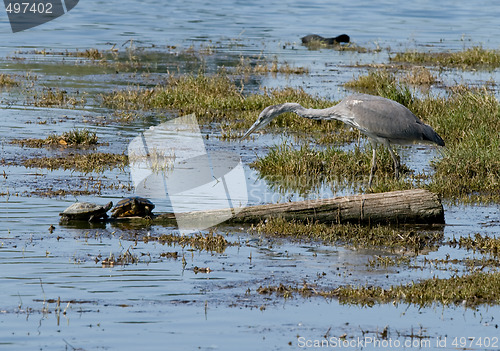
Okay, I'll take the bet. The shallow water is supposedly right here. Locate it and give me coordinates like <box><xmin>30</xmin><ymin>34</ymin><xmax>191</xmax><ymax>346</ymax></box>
<box><xmin>1</xmin><ymin>1</ymin><xmax>500</xmax><ymax>350</ymax></box>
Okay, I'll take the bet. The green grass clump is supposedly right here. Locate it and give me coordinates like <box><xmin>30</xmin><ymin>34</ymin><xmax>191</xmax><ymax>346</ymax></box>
<box><xmin>252</xmin><ymin>141</ymin><xmax>413</xmax><ymax>193</ymax></box>
<box><xmin>12</xmin><ymin>128</ymin><xmax>98</xmax><ymax>147</ymax></box>
<box><xmin>31</xmin><ymin>87</ymin><xmax>85</xmax><ymax>107</ymax></box>
<box><xmin>54</xmin><ymin>128</ymin><xmax>98</xmax><ymax>146</ymax></box>
<box><xmin>253</xmin><ymin>217</ymin><xmax>442</xmax><ymax>252</ymax></box>
<box><xmin>336</xmin><ymin>271</ymin><xmax>500</xmax><ymax>307</ymax></box>
<box><xmin>235</xmin><ymin>57</ymin><xmax>309</xmax><ymax>75</ymax></box>
<box><xmin>257</xmin><ymin>271</ymin><xmax>500</xmax><ymax>307</ymax></box>
<box><xmin>390</xmin><ymin>46</ymin><xmax>500</xmax><ymax>69</ymax></box>
<box><xmin>23</xmin><ymin>152</ymin><xmax>127</xmax><ymax>173</ymax></box>
<box><xmin>450</xmin><ymin>233</ymin><xmax>500</xmax><ymax>257</ymax></box>
<box><xmin>0</xmin><ymin>73</ymin><xmax>19</xmax><ymax>86</ymax></box>
<box><xmin>344</xmin><ymin>68</ymin><xmax>435</xmax><ymax>100</ymax></box>
<box><xmin>412</xmin><ymin>87</ymin><xmax>500</xmax><ymax>202</ymax></box>
<box><xmin>144</xmin><ymin>231</ymin><xmax>229</xmax><ymax>253</ymax></box>
<box><xmin>344</xmin><ymin>70</ymin><xmax>398</xmax><ymax>93</ymax></box>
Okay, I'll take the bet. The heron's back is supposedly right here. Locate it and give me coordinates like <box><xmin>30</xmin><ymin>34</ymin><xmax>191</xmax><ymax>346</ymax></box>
<box><xmin>333</xmin><ymin>94</ymin><xmax>444</xmax><ymax>146</ymax></box>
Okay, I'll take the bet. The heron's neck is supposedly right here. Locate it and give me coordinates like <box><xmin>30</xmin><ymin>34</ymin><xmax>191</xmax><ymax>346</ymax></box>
<box><xmin>285</xmin><ymin>103</ymin><xmax>339</xmax><ymax>121</ymax></box>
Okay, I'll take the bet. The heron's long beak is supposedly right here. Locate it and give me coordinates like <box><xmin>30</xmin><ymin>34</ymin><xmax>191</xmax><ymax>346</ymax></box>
<box><xmin>240</xmin><ymin>120</ymin><xmax>262</xmax><ymax>140</ymax></box>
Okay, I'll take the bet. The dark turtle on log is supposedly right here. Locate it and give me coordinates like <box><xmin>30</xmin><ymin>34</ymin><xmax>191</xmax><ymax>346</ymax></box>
<box><xmin>60</xmin><ymin>201</ymin><xmax>113</xmax><ymax>223</ymax></box>
<box><xmin>301</xmin><ymin>34</ymin><xmax>350</xmax><ymax>45</ymax></box>
<box><xmin>111</xmin><ymin>196</ymin><xmax>155</xmax><ymax>218</ymax></box>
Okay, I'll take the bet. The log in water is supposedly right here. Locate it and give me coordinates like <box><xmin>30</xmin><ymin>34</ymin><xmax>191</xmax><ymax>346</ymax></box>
<box><xmin>154</xmin><ymin>189</ymin><xmax>445</xmax><ymax>226</ymax></box>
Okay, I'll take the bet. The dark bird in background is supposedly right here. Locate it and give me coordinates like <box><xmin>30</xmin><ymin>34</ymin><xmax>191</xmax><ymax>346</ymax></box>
<box><xmin>242</xmin><ymin>94</ymin><xmax>445</xmax><ymax>187</ymax></box>
<box><xmin>301</xmin><ymin>34</ymin><xmax>350</xmax><ymax>45</ymax></box>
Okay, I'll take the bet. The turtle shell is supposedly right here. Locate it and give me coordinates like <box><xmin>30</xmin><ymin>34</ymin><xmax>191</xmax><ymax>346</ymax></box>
<box><xmin>111</xmin><ymin>196</ymin><xmax>155</xmax><ymax>218</ymax></box>
<box><xmin>60</xmin><ymin>201</ymin><xmax>113</xmax><ymax>222</ymax></box>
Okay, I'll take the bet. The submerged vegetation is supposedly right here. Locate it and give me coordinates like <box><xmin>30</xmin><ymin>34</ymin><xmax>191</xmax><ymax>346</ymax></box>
<box><xmin>30</xmin><ymin>87</ymin><xmax>86</xmax><ymax>107</ymax></box>
<box><xmin>144</xmin><ymin>231</ymin><xmax>229</xmax><ymax>253</ymax></box>
<box><xmin>253</xmin><ymin>217</ymin><xmax>442</xmax><ymax>253</ymax></box>
<box><xmin>257</xmin><ymin>271</ymin><xmax>500</xmax><ymax>307</ymax></box>
<box><xmin>235</xmin><ymin>56</ymin><xmax>309</xmax><ymax>75</ymax></box>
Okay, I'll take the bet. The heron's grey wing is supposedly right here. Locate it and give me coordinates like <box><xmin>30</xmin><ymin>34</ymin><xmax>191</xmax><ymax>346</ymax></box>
<box><xmin>335</xmin><ymin>95</ymin><xmax>442</xmax><ymax>145</ymax></box>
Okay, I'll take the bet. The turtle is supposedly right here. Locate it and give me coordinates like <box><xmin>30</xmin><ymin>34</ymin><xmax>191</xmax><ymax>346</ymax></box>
<box><xmin>59</xmin><ymin>201</ymin><xmax>113</xmax><ymax>223</ymax></box>
<box><xmin>111</xmin><ymin>196</ymin><xmax>155</xmax><ymax>218</ymax></box>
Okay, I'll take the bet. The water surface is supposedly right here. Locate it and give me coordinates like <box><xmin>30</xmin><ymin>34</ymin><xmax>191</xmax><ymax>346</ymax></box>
<box><xmin>1</xmin><ymin>1</ymin><xmax>500</xmax><ymax>350</ymax></box>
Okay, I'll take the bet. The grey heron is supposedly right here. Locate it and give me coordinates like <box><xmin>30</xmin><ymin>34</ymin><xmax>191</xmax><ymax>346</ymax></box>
<box><xmin>241</xmin><ymin>93</ymin><xmax>445</xmax><ymax>187</ymax></box>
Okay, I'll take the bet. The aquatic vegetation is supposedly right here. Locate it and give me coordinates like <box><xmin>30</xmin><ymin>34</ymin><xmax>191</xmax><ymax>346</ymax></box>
<box><xmin>390</xmin><ymin>46</ymin><xmax>500</xmax><ymax>69</ymax></box>
<box><xmin>367</xmin><ymin>255</ymin><xmax>412</xmax><ymax>268</ymax></box>
<box><xmin>402</xmin><ymin>66</ymin><xmax>438</xmax><ymax>85</ymax></box>
<box><xmin>253</xmin><ymin>217</ymin><xmax>442</xmax><ymax>252</ymax></box>
<box><xmin>23</xmin><ymin>152</ymin><xmax>128</xmax><ymax>173</ymax></box>
<box><xmin>252</xmin><ymin>141</ymin><xmax>413</xmax><ymax>193</ymax></box>
<box><xmin>11</xmin><ymin>128</ymin><xmax>99</xmax><ymax>147</ymax></box>
<box><xmin>302</xmin><ymin>39</ymin><xmax>376</xmax><ymax>53</ymax></box>
<box><xmin>100</xmin><ymin>72</ymin><xmax>350</xmax><ymax>141</ymax></box>
<box><xmin>235</xmin><ymin>56</ymin><xmax>309</xmax><ymax>75</ymax></box>
<box><xmin>30</xmin><ymin>87</ymin><xmax>86</xmax><ymax>107</ymax></box>
<box><xmin>344</xmin><ymin>70</ymin><xmax>398</xmax><ymax>94</ymax></box>
<box><xmin>344</xmin><ymin>68</ymin><xmax>437</xmax><ymax>97</ymax></box>
<box><xmin>257</xmin><ymin>271</ymin><xmax>500</xmax><ymax>307</ymax></box>
<box><xmin>0</xmin><ymin>73</ymin><xmax>19</xmax><ymax>86</ymax></box>
<box><xmin>450</xmin><ymin>233</ymin><xmax>500</xmax><ymax>257</ymax></box>
<box><xmin>144</xmin><ymin>231</ymin><xmax>230</xmax><ymax>253</ymax></box>
<box><xmin>336</xmin><ymin>271</ymin><xmax>500</xmax><ymax>307</ymax></box>
<box><xmin>415</xmin><ymin>87</ymin><xmax>500</xmax><ymax>202</ymax></box>
<box><xmin>99</xmin><ymin>248</ymin><xmax>139</xmax><ymax>267</ymax></box>
<box><xmin>35</xmin><ymin>47</ymin><xmax>105</xmax><ymax>60</ymax></box>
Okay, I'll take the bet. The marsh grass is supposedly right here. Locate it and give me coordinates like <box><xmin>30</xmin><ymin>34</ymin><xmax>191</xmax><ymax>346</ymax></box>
<box><xmin>102</xmin><ymin>60</ymin><xmax>498</xmax><ymax>202</ymax></box>
<box><xmin>23</xmin><ymin>152</ymin><xmax>128</xmax><ymax>173</ymax></box>
<box><xmin>11</xmin><ymin>128</ymin><xmax>99</xmax><ymax>148</ymax></box>
<box><xmin>414</xmin><ymin>87</ymin><xmax>500</xmax><ymax>202</ymax></box>
<box><xmin>251</xmin><ymin>141</ymin><xmax>413</xmax><ymax>193</ymax></box>
<box><xmin>257</xmin><ymin>271</ymin><xmax>500</xmax><ymax>307</ymax></box>
<box><xmin>144</xmin><ymin>231</ymin><xmax>229</xmax><ymax>253</ymax></box>
<box><xmin>303</xmin><ymin>40</ymin><xmax>376</xmax><ymax>53</ymax></box>
<box><xmin>253</xmin><ymin>217</ymin><xmax>442</xmax><ymax>253</ymax></box>
<box><xmin>344</xmin><ymin>68</ymin><xmax>437</xmax><ymax>96</ymax></box>
<box><xmin>0</xmin><ymin>73</ymin><xmax>19</xmax><ymax>86</ymax></box>
<box><xmin>30</xmin><ymin>87</ymin><xmax>85</xmax><ymax>107</ymax></box>
<box><xmin>100</xmin><ymin>248</ymin><xmax>139</xmax><ymax>267</ymax></box>
<box><xmin>450</xmin><ymin>234</ymin><xmax>500</xmax><ymax>257</ymax></box>
<box><xmin>390</xmin><ymin>46</ymin><xmax>500</xmax><ymax>69</ymax></box>
<box><xmin>336</xmin><ymin>271</ymin><xmax>500</xmax><ymax>307</ymax></box>
<box><xmin>235</xmin><ymin>57</ymin><xmax>309</xmax><ymax>75</ymax></box>
<box><xmin>101</xmin><ymin>73</ymin><xmax>350</xmax><ymax>142</ymax></box>
<box><xmin>34</xmin><ymin>48</ymin><xmax>103</xmax><ymax>60</ymax></box>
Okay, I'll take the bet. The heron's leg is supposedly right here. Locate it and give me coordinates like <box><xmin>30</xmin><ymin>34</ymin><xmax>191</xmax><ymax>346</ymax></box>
<box><xmin>383</xmin><ymin>140</ymin><xmax>400</xmax><ymax>180</ymax></box>
<box><xmin>368</xmin><ymin>141</ymin><xmax>377</xmax><ymax>187</ymax></box>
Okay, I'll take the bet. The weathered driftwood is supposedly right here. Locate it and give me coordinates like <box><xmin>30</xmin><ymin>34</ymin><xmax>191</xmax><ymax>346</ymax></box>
<box><xmin>154</xmin><ymin>189</ymin><xmax>444</xmax><ymax>226</ymax></box>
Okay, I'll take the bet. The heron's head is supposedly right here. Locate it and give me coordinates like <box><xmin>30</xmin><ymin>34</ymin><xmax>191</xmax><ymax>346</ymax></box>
<box><xmin>241</xmin><ymin>103</ymin><xmax>298</xmax><ymax>140</ymax></box>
